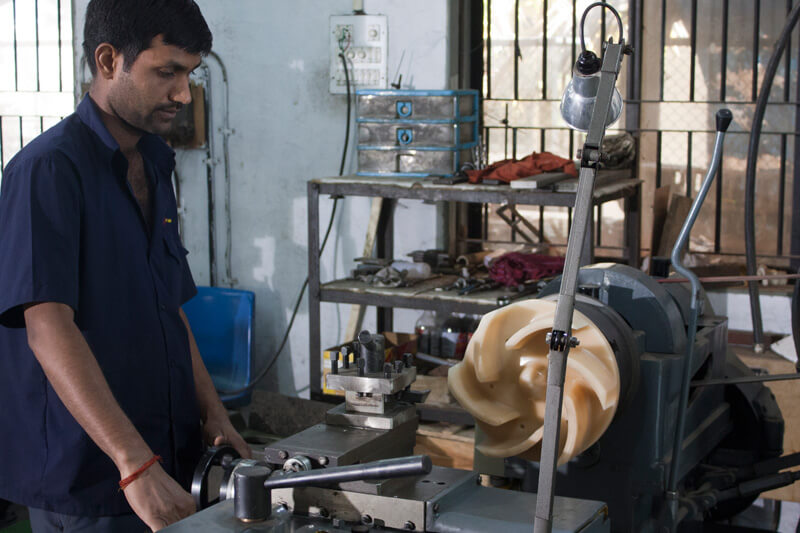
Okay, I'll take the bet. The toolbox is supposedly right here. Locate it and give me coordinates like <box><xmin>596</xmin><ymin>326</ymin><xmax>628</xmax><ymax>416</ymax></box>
<box><xmin>356</xmin><ymin>89</ymin><xmax>479</xmax><ymax>178</ymax></box>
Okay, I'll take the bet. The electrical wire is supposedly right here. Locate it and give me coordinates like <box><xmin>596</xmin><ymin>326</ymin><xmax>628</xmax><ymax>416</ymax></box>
<box><xmin>216</xmin><ymin>52</ymin><xmax>352</xmax><ymax>396</ymax></box>
<box><xmin>579</xmin><ymin>2</ymin><xmax>624</xmax><ymax>52</ymax></box>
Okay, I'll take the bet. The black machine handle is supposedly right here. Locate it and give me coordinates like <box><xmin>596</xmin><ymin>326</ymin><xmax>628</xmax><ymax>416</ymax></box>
<box><xmin>263</xmin><ymin>454</ymin><xmax>432</xmax><ymax>490</ymax></box>
<box><xmin>234</xmin><ymin>455</ymin><xmax>432</xmax><ymax>523</ymax></box>
<box><xmin>716</xmin><ymin>109</ymin><xmax>733</xmax><ymax>132</ymax></box>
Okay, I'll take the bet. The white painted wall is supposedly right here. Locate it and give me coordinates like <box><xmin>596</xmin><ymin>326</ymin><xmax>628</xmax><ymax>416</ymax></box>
<box><xmin>72</xmin><ymin>0</ymin><xmax>454</xmax><ymax>397</ymax></box>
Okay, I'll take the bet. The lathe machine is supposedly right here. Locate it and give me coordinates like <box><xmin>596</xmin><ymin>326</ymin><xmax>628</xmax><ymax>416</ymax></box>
<box><xmin>167</xmin><ymin>267</ymin><xmax>798</xmax><ymax>532</ymax></box>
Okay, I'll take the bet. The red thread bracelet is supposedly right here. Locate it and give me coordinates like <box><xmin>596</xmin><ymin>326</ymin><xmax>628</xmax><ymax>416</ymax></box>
<box><xmin>119</xmin><ymin>455</ymin><xmax>162</xmax><ymax>491</ymax></box>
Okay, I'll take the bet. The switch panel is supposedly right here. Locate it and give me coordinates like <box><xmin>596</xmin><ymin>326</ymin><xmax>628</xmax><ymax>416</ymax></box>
<box><xmin>329</xmin><ymin>15</ymin><xmax>388</xmax><ymax>94</ymax></box>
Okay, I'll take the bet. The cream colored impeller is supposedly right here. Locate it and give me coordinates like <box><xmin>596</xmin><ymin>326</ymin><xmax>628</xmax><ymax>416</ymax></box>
<box><xmin>448</xmin><ymin>299</ymin><xmax>620</xmax><ymax>465</ymax></box>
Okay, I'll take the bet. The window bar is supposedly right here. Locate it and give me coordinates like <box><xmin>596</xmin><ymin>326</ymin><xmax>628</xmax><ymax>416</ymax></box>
<box><xmin>0</xmin><ymin>117</ymin><xmax>5</xmax><ymax>176</ymax></box>
<box><xmin>571</xmin><ymin>0</ymin><xmax>577</xmax><ymax>66</ymax></box>
<box><xmin>35</xmin><ymin>0</ymin><xmax>41</xmax><ymax>92</ymax></box>
<box><xmin>689</xmin><ymin>0</ymin><xmax>697</xmax><ymax>101</ymax></box>
<box><xmin>779</xmin><ymin>134</ymin><xmax>787</xmax><ymax>255</ymax></box>
<box><xmin>57</xmin><ymin>0</ymin><xmax>63</xmax><ymax>91</ymax></box>
<box><xmin>660</xmin><ymin>0</ymin><xmax>667</xmax><ymax>101</ymax></box>
<box><xmin>542</xmin><ymin>0</ymin><xmax>548</xmax><ymax>100</ymax></box>
<box><xmin>793</xmin><ymin>31</ymin><xmax>800</xmax><ymax>271</ymax></box>
<box><xmin>721</xmin><ymin>0</ymin><xmax>728</xmax><ymax>101</ymax></box>
<box><xmin>13</xmin><ymin>0</ymin><xmax>19</xmax><ymax>91</ymax></box>
<box><xmin>601</xmin><ymin>3</ymin><xmax>606</xmax><ymax>48</ymax></box>
<box><xmin>513</xmin><ymin>0</ymin><xmax>520</xmax><ymax>101</ymax></box>
<box><xmin>510</xmin><ymin>128</ymin><xmax>517</xmax><ymax>242</ymax></box>
<box><xmin>656</xmin><ymin>131</ymin><xmax>663</xmax><ymax>188</ymax></box>
<box><xmin>503</xmin><ymin>104</ymin><xmax>509</xmax><ymax>159</ymax></box>
<box><xmin>785</xmin><ymin>0</ymin><xmax>793</xmax><ymax>103</ymax></box>
<box><xmin>597</xmin><ymin>205</ymin><xmax>603</xmax><ymax>247</ymax></box>
<box><xmin>752</xmin><ymin>0</ymin><xmax>760</xmax><ymax>102</ymax></box>
<box><xmin>714</xmin><ymin>142</ymin><xmax>724</xmax><ymax>254</ymax></box>
<box><xmin>686</xmin><ymin>131</ymin><xmax>693</xmax><ymax>199</ymax></box>
<box><xmin>539</xmin><ymin>129</ymin><xmax>545</xmax><ymax>244</ymax></box>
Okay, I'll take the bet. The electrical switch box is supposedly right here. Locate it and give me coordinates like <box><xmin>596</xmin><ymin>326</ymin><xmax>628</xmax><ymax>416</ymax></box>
<box><xmin>329</xmin><ymin>15</ymin><xmax>388</xmax><ymax>94</ymax></box>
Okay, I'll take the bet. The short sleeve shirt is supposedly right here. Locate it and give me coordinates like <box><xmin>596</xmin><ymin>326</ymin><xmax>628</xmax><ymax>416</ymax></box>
<box><xmin>0</xmin><ymin>95</ymin><xmax>202</xmax><ymax>516</ymax></box>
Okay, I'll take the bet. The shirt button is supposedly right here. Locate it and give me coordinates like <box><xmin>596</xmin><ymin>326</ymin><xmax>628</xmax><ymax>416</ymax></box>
<box><xmin>160</xmin><ymin>304</ymin><xmax>166</xmax><ymax>311</ymax></box>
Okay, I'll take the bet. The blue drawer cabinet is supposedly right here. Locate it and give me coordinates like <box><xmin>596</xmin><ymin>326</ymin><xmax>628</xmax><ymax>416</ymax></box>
<box><xmin>356</xmin><ymin>89</ymin><xmax>479</xmax><ymax>178</ymax></box>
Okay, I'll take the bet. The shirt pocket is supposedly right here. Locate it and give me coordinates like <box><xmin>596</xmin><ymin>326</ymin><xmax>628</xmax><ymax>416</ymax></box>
<box><xmin>161</xmin><ymin>234</ymin><xmax>189</xmax><ymax>309</ymax></box>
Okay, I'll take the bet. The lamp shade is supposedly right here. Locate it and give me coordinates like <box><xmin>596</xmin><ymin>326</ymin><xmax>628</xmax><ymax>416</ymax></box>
<box><xmin>560</xmin><ymin>68</ymin><xmax>623</xmax><ymax>132</ymax></box>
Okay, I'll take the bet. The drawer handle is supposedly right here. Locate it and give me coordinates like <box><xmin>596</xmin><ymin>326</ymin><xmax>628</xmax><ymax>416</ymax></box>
<box><xmin>397</xmin><ymin>128</ymin><xmax>413</xmax><ymax>145</ymax></box>
<box><xmin>396</xmin><ymin>101</ymin><xmax>412</xmax><ymax>117</ymax></box>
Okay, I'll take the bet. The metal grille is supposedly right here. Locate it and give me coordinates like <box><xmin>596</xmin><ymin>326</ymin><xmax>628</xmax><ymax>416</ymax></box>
<box><xmin>0</xmin><ymin>0</ymin><xmax>74</xmax><ymax>184</ymax></box>
<box><xmin>482</xmin><ymin>0</ymin><xmax>800</xmax><ymax>265</ymax></box>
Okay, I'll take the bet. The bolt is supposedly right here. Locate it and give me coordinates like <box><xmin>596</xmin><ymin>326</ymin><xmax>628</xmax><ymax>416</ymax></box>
<box><xmin>319</xmin><ymin>507</ymin><xmax>329</xmax><ymax>518</ymax></box>
<box><xmin>404</xmin><ymin>521</ymin><xmax>416</xmax><ymax>530</ymax></box>
<box><xmin>384</xmin><ymin>362</ymin><xmax>393</xmax><ymax>378</ymax></box>
<box><xmin>403</xmin><ymin>352</ymin><xmax>413</xmax><ymax>368</ymax></box>
<box><xmin>394</xmin><ymin>360</ymin><xmax>404</xmax><ymax>374</ymax></box>
<box><xmin>331</xmin><ymin>357</ymin><xmax>339</xmax><ymax>375</ymax></box>
<box><xmin>319</xmin><ymin>456</ymin><xmax>329</xmax><ymax>466</ymax></box>
<box><xmin>357</xmin><ymin>357</ymin><xmax>366</xmax><ymax>377</ymax></box>
<box><xmin>433</xmin><ymin>503</ymin><xmax>440</xmax><ymax>514</ymax></box>
<box><xmin>332</xmin><ymin>518</ymin><xmax>344</xmax><ymax>527</ymax></box>
<box><xmin>569</xmin><ymin>336</ymin><xmax>580</xmax><ymax>348</ymax></box>
<box><xmin>278</xmin><ymin>450</ymin><xmax>288</xmax><ymax>460</ymax></box>
<box><xmin>361</xmin><ymin>514</ymin><xmax>373</xmax><ymax>524</ymax></box>
<box><xmin>342</xmin><ymin>347</ymin><xmax>350</xmax><ymax>368</ymax></box>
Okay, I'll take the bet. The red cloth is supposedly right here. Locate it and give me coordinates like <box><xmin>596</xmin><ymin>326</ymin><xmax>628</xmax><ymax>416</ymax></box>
<box><xmin>489</xmin><ymin>252</ymin><xmax>565</xmax><ymax>287</ymax></box>
<box><xmin>466</xmin><ymin>151</ymin><xmax>577</xmax><ymax>184</ymax></box>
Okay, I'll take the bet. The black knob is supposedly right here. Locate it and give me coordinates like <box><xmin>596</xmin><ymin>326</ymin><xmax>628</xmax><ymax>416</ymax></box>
<box><xmin>716</xmin><ymin>109</ymin><xmax>733</xmax><ymax>132</ymax></box>
<box><xmin>234</xmin><ymin>466</ymin><xmax>271</xmax><ymax>523</ymax></box>
<box><xmin>403</xmin><ymin>353</ymin><xmax>414</xmax><ymax>368</ymax></box>
<box><xmin>384</xmin><ymin>363</ymin><xmax>393</xmax><ymax>378</ymax></box>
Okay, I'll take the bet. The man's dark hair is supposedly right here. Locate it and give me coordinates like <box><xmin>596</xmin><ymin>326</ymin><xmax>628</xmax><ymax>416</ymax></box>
<box><xmin>83</xmin><ymin>0</ymin><xmax>213</xmax><ymax>75</ymax></box>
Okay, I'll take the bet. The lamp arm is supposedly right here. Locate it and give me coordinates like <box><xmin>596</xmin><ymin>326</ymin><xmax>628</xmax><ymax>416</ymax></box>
<box><xmin>533</xmin><ymin>40</ymin><xmax>626</xmax><ymax>533</ymax></box>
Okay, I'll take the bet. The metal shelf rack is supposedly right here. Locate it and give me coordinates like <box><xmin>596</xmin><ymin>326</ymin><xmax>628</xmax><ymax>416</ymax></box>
<box><xmin>307</xmin><ymin>174</ymin><xmax>642</xmax><ymax>398</ymax></box>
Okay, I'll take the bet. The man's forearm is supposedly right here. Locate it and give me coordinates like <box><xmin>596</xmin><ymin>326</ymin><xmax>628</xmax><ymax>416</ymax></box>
<box><xmin>25</xmin><ymin>303</ymin><xmax>154</xmax><ymax>476</ymax></box>
<box><xmin>179</xmin><ymin>309</ymin><xmax>226</xmax><ymax>422</ymax></box>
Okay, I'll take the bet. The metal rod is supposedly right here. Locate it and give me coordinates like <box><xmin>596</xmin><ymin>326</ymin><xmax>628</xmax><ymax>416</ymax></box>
<box><xmin>660</xmin><ymin>0</ymin><xmax>667</xmax><ymax>101</ymax></box>
<box><xmin>753</xmin><ymin>0</ymin><xmax>761</xmax><ymax>102</ymax></box>
<box><xmin>691</xmin><ymin>373</ymin><xmax>800</xmax><ymax>388</ymax></box>
<box><xmin>656</xmin><ymin>131</ymin><xmax>662</xmax><ymax>188</ymax></box>
<box><xmin>686</xmin><ymin>131</ymin><xmax>693</xmax><ymax>199</ymax></box>
<box><xmin>689</xmin><ymin>0</ymin><xmax>697</xmax><ymax>101</ymax></box>
<box><xmin>542</xmin><ymin>0</ymin><xmax>548</xmax><ymax>100</ymax></box>
<box><xmin>667</xmin><ymin>111</ymin><xmax>730</xmax><ymax>525</ymax></box>
<box><xmin>745</xmin><ymin>2</ymin><xmax>800</xmax><ymax>347</ymax></box>
<box><xmin>721</xmin><ymin>0</ymin><xmax>728</xmax><ymax>101</ymax></box>
<box><xmin>12</xmin><ymin>0</ymin><xmax>19</xmax><ymax>91</ymax></box>
<box><xmin>715</xmin><ymin>137</ymin><xmax>724</xmax><ymax>254</ymax></box>
<box><xmin>514</xmin><ymin>0</ymin><xmax>520</xmax><ymax>101</ymax></box>
<box><xmin>34</xmin><ymin>0</ymin><xmax>40</xmax><ymax>92</ymax></box>
<box><xmin>779</xmin><ymin>134</ymin><xmax>787</xmax><ymax>255</ymax></box>
<box><xmin>486</xmin><ymin>0</ymin><xmax>492</xmax><ymax>100</ymax></box>
<box><xmin>659</xmin><ymin>273</ymin><xmax>800</xmax><ymax>284</ymax></box>
<box><xmin>57</xmin><ymin>0</ymin><xmax>62</xmax><ymax>92</ymax></box>
<box><xmin>263</xmin><ymin>455</ymin><xmax>432</xmax><ymax>490</ymax></box>
<box><xmin>534</xmin><ymin>34</ymin><xmax>626</xmax><ymax>533</ymax></box>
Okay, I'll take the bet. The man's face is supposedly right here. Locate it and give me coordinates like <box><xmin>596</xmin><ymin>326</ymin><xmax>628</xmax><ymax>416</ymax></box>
<box><xmin>107</xmin><ymin>35</ymin><xmax>202</xmax><ymax>136</ymax></box>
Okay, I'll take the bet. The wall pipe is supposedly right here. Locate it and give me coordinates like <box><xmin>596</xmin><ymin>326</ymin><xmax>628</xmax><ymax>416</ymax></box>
<box><xmin>744</xmin><ymin>3</ymin><xmax>800</xmax><ymax>350</ymax></box>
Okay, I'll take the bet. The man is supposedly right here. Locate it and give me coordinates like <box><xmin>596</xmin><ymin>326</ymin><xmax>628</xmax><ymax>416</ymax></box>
<box><xmin>0</xmin><ymin>1</ymin><xmax>250</xmax><ymax>531</ymax></box>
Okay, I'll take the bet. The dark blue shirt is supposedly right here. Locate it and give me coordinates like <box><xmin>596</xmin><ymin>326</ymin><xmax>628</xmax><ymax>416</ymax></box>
<box><xmin>0</xmin><ymin>96</ymin><xmax>202</xmax><ymax>516</ymax></box>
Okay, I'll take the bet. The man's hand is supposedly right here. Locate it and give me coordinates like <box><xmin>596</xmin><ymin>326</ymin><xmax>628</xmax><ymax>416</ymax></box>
<box><xmin>202</xmin><ymin>412</ymin><xmax>252</xmax><ymax>459</ymax></box>
<box><xmin>120</xmin><ymin>459</ymin><xmax>196</xmax><ymax>531</ymax></box>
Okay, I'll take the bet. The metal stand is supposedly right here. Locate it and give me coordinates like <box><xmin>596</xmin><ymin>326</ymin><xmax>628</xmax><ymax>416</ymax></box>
<box><xmin>533</xmin><ymin>39</ymin><xmax>627</xmax><ymax>533</ymax></box>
